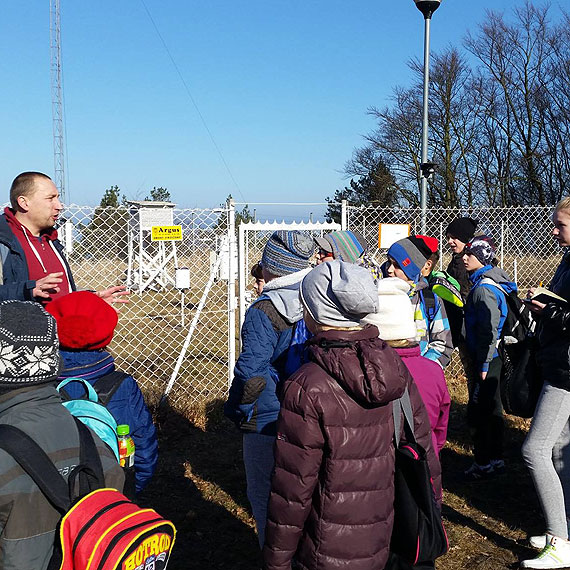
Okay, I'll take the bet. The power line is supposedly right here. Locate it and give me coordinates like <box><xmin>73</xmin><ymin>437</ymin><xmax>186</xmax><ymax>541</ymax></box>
<box><xmin>139</xmin><ymin>0</ymin><xmax>246</xmax><ymax>202</ymax></box>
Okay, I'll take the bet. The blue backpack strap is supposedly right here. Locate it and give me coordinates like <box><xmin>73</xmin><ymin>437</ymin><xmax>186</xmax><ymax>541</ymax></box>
<box><xmin>57</xmin><ymin>377</ymin><xmax>99</xmax><ymax>402</ymax></box>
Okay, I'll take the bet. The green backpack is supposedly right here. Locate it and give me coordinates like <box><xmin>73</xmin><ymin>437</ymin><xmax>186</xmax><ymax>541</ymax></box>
<box><xmin>428</xmin><ymin>270</ymin><xmax>463</xmax><ymax>308</ymax></box>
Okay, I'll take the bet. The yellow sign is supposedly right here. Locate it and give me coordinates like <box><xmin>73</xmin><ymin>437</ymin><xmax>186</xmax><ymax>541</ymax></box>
<box><xmin>151</xmin><ymin>225</ymin><xmax>183</xmax><ymax>241</ymax></box>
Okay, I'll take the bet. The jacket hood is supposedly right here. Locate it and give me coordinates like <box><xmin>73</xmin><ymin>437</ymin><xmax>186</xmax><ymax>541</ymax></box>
<box><xmin>3</xmin><ymin>207</ymin><xmax>59</xmax><ymax>241</ymax></box>
<box><xmin>262</xmin><ymin>267</ymin><xmax>311</xmax><ymax>323</ymax></box>
<box><xmin>59</xmin><ymin>350</ymin><xmax>115</xmax><ymax>381</ymax></box>
<box><xmin>471</xmin><ymin>265</ymin><xmax>517</xmax><ymax>294</ymax></box>
<box><xmin>307</xmin><ymin>325</ymin><xmax>407</xmax><ymax>406</ymax></box>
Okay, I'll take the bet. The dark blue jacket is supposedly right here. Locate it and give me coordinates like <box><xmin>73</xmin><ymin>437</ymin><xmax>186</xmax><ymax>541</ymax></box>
<box><xmin>0</xmin><ymin>213</ymin><xmax>76</xmax><ymax>301</ymax></box>
<box><xmin>57</xmin><ymin>350</ymin><xmax>158</xmax><ymax>493</ymax></box>
<box><xmin>224</xmin><ymin>297</ymin><xmax>293</xmax><ymax>435</ymax></box>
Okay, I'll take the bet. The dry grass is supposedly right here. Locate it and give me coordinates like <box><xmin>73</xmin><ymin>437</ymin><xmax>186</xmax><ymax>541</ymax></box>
<box><xmin>138</xmin><ymin>375</ymin><xmax>544</xmax><ymax>570</ymax></box>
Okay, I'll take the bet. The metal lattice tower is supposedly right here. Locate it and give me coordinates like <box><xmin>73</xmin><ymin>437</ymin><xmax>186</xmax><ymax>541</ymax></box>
<box><xmin>50</xmin><ymin>0</ymin><xmax>66</xmax><ymax>202</ymax></box>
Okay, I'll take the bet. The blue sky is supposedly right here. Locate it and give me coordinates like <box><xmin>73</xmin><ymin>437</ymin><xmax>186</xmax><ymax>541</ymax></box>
<box><xmin>0</xmin><ymin>1</ymin><xmax>564</xmax><ymax>217</ymax></box>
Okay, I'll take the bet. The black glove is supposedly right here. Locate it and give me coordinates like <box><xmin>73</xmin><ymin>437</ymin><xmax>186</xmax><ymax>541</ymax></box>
<box><xmin>241</xmin><ymin>376</ymin><xmax>266</xmax><ymax>404</ymax></box>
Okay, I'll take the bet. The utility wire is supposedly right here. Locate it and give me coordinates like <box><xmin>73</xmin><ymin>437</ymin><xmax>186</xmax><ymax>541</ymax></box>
<box><xmin>139</xmin><ymin>0</ymin><xmax>246</xmax><ymax>202</ymax></box>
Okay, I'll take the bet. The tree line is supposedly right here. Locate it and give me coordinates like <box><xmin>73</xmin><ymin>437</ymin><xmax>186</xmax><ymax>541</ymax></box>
<box><xmin>327</xmin><ymin>2</ymin><xmax>570</xmax><ymax>220</ymax></box>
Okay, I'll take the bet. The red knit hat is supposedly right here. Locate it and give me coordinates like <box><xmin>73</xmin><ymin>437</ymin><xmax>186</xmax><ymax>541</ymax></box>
<box><xmin>46</xmin><ymin>291</ymin><xmax>118</xmax><ymax>350</ymax></box>
<box><xmin>412</xmin><ymin>235</ymin><xmax>439</xmax><ymax>256</ymax></box>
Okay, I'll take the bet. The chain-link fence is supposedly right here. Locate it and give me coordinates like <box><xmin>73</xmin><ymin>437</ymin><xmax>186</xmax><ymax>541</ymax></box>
<box><xmin>55</xmin><ymin>202</ymin><xmax>562</xmax><ymax>406</ymax></box>
<box><xmin>344</xmin><ymin>203</ymin><xmax>560</xmax><ymax>378</ymax></box>
<box><xmin>59</xmin><ymin>203</ymin><xmax>233</xmax><ymax>411</ymax></box>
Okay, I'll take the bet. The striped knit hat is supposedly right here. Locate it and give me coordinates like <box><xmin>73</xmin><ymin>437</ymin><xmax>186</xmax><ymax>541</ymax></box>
<box><xmin>387</xmin><ymin>235</ymin><xmax>439</xmax><ymax>282</ymax></box>
<box><xmin>261</xmin><ymin>231</ymin><xmax>314</xmax><ymax>277</ymax></box>
<box><xmin>314</xmin><ymin>230</ymin><xmax>367</xmax><ymax>263</ymax></box>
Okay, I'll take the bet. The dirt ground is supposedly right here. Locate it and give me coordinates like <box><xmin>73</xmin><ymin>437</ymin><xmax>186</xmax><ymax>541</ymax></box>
<box><xmin>138</xmin><ymin>377</ymin><xmax>545</xmax><ymax>570</ymax></box>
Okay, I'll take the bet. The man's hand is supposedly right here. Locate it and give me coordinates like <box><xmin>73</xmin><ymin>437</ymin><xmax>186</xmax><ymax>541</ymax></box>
<box><xmin>480</xmin><ymin>371</ymin><xmax>487</xmax><ymax>381</ymax></box>
<box><xmin>96</xmin><ymin>285</ymin><xmax>130</xmax><ymax>310</ymax></box>
<box><xmin>33</xmin><ymin>272</ymin><xmax>63</xmax><ymax>299</ymax></box>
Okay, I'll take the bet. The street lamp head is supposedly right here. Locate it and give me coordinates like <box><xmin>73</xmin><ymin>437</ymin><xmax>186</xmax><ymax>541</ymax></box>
<box><xmin>414</xmin><ymin>0</ymin><xmax>441</xmax><ymax>19</ymax></box>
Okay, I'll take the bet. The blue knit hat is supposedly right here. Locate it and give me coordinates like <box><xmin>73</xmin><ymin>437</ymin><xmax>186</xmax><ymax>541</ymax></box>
<box><xmin>261</xmin><ymin>231</ymin><xmax>314</xmax><ymax>277</ymax></box>
<box><xmin>387</xmin><ymin>235</ymin><xmax>439</xmax><ymax>282</ymax></box>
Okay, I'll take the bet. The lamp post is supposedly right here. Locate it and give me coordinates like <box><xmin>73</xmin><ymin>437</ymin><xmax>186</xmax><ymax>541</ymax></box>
<box><xmin>414</xmin><ymin>0</ymin><xmax>441</xmax><ymax>234</ymax></box>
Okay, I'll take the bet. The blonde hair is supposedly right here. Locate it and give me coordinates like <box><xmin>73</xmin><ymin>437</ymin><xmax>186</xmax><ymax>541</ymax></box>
<box><xmin>555</xmin><ymin>197</ymin><xmax>570</xmax><ymax>215</ymax></box>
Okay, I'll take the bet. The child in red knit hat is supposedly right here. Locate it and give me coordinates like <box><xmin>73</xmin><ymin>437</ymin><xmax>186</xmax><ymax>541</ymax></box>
<box><xmin>46</xmin><ymin>291</ymin><xmax>158</xmax><ymax>494</ymax></box>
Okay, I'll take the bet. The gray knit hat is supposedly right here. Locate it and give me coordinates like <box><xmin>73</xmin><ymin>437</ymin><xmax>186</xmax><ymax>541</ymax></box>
<box><xmin>0</xmin><ymin>300</ymin><xmax>61</xmax><ymax>386</ymax></box>
<box><xmin>300</xmin><ymin>260</ymin><xmax>378</xmax><ymax>327</ymax></box>
<box><xmin>261</xmin><ymin>230</ymin><xmax>314</xmax><ymax>277</ymax></box>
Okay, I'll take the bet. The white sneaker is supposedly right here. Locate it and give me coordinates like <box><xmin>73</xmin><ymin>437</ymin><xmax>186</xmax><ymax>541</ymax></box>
<box><xmin>521</xmin><ymin>535</ymin><xmax>570</xmax><ymax>568</ymax></box>
<box><xmin>529</xmin><ymin>535</ymin><xmax>548</xmax><ymax>550</ymax></box>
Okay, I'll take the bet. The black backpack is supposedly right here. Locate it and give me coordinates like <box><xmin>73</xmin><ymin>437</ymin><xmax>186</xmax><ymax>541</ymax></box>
<box><xmin>479</xmin><ymin>278</ymin><xmax>541</xmax><ymax>417</ymax></box>
<box><xmin>480</xmin><ymin>278</ymin><xmax>534</xmax><ymax>345</ymax></box>
<box><xmin>388</xmin><ymin>388</ymin><xmax>448</xmax><ymax>567</ymax></box>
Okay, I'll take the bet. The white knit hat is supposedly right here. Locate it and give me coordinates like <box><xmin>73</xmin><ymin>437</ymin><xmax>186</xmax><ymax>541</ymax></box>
<box><xmin>361</xmin><ymin>277</ymin><xmax>417</xmax><ymax>341</ymax></box>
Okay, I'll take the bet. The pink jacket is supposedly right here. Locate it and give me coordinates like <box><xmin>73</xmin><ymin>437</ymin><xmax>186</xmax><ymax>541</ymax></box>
<box><xmin>395</xmin><ymin>345</ymin><xmax>450</xmax><ymax>453</ymax></box>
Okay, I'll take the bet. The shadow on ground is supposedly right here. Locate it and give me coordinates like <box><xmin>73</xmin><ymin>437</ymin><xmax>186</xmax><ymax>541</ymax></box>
<box><xmin>138</xmin><ymin>400</ymin><xmax>261</xmax><ymax>570</ymax></box>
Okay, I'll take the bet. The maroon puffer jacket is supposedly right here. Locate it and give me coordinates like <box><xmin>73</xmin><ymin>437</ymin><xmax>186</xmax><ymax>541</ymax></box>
<box><xmin>263</xmin><ymin>326</ymin><xmax>441</xmax><ymax>570</ymax></box>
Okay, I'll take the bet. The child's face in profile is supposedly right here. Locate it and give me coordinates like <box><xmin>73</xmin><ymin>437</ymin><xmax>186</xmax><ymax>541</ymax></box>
<box><xmin>462</xmin><ymin>252</ymin><xmax>484</xmax><ymax>272</ymax></box>
<box><xmin>385</xmin><ymin>256</ymin><xmax>412</xmax><ymax>284</ymax></box>
<box><xmin>253</xmin><ymin>278</ymin><xmax>265</xmax><ymax>296</ymax></box>
<box><xmin>447</xmin><ymin>234</ymin><xmax>467</xmax><ymax>254</ymax></box>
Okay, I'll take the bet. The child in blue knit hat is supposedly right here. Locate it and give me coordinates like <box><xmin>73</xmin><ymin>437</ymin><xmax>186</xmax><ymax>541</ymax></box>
<box><xmin>224</xmin><ymin>230</ymin><xmax>313</xmax><ymax>548</ymax></box>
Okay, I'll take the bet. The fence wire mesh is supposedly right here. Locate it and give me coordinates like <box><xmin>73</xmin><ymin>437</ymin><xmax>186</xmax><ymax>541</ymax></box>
<box><xmin>56</xmin><ymin>203</ymin><xmax>563</xmax><ymax>406</ymax></box>
<box><xmin>345</xmin><ymin>204</ymin><xmax>560</xmax><ymax>378</ymax></box>
<box><xmin>59</xmin><ymin>204</ymin><xmax>232</xmax><ymax>410</ymax></box>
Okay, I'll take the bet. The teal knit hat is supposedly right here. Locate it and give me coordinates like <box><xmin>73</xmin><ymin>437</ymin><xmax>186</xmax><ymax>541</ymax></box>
<box><xmin>314</xmin><ymin>231</ymin><xmax>367</xmax><ymax>263</ymax></box>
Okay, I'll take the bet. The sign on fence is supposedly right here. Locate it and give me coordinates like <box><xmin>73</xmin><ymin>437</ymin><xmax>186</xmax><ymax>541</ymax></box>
<box><xmin>378</xmin><ymin>223</ymin><xmax>411</xmax><ymax>249</ymax></box>
<box><xmin>151</xmin><ymin>225</ymin><xmax>183</xmax><ymax>241</ymax></box>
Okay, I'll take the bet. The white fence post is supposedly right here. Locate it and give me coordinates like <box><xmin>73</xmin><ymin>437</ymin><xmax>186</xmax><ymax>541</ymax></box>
<box><xmin>227</xmin><ymin>198</ymin><xmax>236</xmax><ymax>389</ymax></box>
<box><xmin>341</xmin><ymin>200</ymin><xmax>348</xmax><ymax>230</ymax></box>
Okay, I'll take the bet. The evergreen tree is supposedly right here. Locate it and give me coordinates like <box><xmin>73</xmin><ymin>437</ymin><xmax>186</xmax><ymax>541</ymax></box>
<box><xmin>325</xmin><ymin>157</ymin><xmax>400</xmax><ymax>223</ymax></box>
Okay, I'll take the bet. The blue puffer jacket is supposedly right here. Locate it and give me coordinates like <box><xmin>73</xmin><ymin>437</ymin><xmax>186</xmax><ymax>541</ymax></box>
<box><xmin>464</xmin><ymin>265</ymin><xmax>517</xmax><ymax>373</ymax></box>
<box><xmin>224</xmin><ymin>268</ymin><xmax>310</xmax><ymax>435</ymax></box>
<box><xmin>57</xmin><ymin>350</ymin><xmax>158</xmax><ymax>493</ymax></box>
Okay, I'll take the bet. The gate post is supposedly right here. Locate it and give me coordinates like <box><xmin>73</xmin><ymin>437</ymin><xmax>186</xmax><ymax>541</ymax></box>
<box><xmin>227</xmin><ymin>198</ymin><xmax>236</xmax><ymax>389</ymax></box>
<box><xmin>341</xmin><ymin>200</ymin><xmax>348</xmax><ymax>230</ymax></box>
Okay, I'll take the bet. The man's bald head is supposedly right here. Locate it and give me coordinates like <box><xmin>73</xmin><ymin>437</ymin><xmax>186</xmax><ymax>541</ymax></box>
<box><xmin>10</xmin><ymin>172</ymin><xmax>52</xmax><ymax>210</ymax></box>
